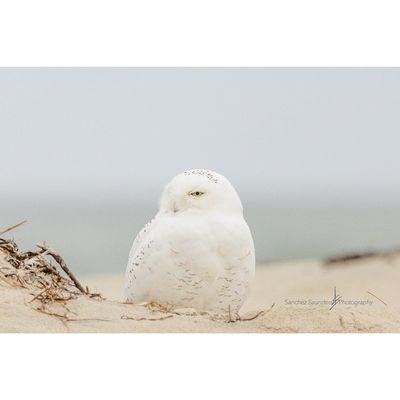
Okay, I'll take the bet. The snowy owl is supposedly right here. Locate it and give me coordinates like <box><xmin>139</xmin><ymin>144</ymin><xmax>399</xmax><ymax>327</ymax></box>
<box><xmin>124</xmin><ymin>169</ymin><xmax>255</xmax><ymax>319</ymax></box>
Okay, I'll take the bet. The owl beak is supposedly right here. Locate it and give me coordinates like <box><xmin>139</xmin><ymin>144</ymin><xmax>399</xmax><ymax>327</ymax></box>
<box><xmin>173</xmin><ymin>202</ymin><xmax>180</xmax><ymax>213</ymax></box>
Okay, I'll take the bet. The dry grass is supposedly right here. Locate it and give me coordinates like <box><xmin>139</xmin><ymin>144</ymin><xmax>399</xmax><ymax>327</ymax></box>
<box><xmin>0</xmin><ymin>221</ymin><xmax>103</xmax><ymax>319</ymax></box>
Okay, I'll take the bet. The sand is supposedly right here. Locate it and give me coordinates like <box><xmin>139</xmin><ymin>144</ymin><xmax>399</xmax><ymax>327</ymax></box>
<box><xmin>1</xmin><ymin>250</ymin><xmax>400</xmax><ymax>333</ymax></box>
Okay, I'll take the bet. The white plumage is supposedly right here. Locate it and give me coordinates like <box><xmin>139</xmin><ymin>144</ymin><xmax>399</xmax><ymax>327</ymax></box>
<box><xmin>124</xmin><ymin>169</ymin><xmax>255</xmax><ymax>318</ymax></box>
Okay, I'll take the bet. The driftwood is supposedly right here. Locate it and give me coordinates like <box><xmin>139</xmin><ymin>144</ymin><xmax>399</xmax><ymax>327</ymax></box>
<box><xmin>324</xmin><ymin>247</ymin><xmax>400</xmax><ymax>265</ymax></box>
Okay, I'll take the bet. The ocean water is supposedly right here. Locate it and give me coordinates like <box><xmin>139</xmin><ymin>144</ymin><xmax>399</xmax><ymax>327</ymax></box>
<box><xmin>1</xmin><ymin>199</ymin><xmax>400</xmax><ymax>277</ymax></box>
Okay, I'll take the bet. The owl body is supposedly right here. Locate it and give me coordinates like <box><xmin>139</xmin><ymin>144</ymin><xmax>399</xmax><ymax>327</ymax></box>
<box><xmin>124</xmin><ymin>170</ymin><xmax>255</xmax><ymax>317</ymax></box>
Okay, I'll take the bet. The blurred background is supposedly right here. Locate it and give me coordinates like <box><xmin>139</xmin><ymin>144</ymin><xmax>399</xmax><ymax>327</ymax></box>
<box><xmin>1</xmin><ymin>68</ymin><xmax>400</xmax><ymax>275</ymax></box>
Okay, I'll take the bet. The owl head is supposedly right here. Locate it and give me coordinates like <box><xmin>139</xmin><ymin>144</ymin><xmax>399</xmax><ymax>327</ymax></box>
<box><xmin>159</xmin><ymin>169</ymin><xmax>243</xmax><ymax>215</ymax></box>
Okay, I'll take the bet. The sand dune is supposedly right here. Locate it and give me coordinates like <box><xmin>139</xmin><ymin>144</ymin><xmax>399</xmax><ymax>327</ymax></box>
<box><xmin>2</xmin><ymin>248</ymin><xmax>400</xmax><ymax>333</ymax></box>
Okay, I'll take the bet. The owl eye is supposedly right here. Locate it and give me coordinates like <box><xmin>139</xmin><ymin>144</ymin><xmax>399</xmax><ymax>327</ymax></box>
<box><xmin>189</xmin><ymin>191</ymin><xmax>205</xmax><ymax>197</ymax></box>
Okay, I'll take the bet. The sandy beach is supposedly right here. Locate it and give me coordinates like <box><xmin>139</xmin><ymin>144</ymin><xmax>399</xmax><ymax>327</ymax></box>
<box><xmin>2</xmin><ymin>247</ymin><xmax>400</xmax><ymax>333</ymax></box>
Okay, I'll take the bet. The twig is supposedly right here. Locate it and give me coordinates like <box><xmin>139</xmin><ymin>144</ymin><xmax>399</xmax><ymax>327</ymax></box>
<box><xmin>238</xmin><ymin>310</ymin><xmax>265</xmax><ymax>321</ymax></box>
<box><xmin>228</xmin><ymin>304</ymin><xmax>233</xmax><ymax>322</ymax></box>
<box><xmin>0</xmin><ymin>220</ymin><xmax>27</xmax><ymax>237</ymax></box>
<box><xmin>85</xmin><ymin>285</ymin><xmax>104</xmax><ymax>299</ymax></box>
<box><xmin>29</xmin><ymin>287</ymin><xmax>50</xmax><ymax>303</ymax></box>
<box><xmin>33</xmin><ymin>308</ymin><xmax>70</xmax><ymax>327</ymax></box>
<box><xmin>36</xmin><ymin>243</ymin><xmax>86</xmax><ymax>294</ymax></box>
<box><xmin>238</xmin><ymin>303</ymin><xmax>275</xmax><ymax>322</ymax></box>
<box><xmin>66</xmin><ymin>317</ymin><xmax>110</xmax><ymax>323</ymax></box>
<box><xmin>367</xmin><ymin>291</ymin><xmax>388</xmax><ymax>306</ymax></box>
<box><xmin>121</xmin><ymin>314</ymin><xmax>174</xmax><ymax>322</ymax></box>
<box><xmin>34</xmin><ymin>307</ymin><xmax>110</xmax><ymax>323</ymax></box>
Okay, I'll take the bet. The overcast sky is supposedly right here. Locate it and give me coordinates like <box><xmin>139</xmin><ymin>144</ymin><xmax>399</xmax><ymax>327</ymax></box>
<box><xmin>1</xmin><ymin>68</ymin><xmax>399</xmax><ymax>202</ymax></box>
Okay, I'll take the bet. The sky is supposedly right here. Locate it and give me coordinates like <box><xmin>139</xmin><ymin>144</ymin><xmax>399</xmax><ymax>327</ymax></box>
<box><xmin>1</xmin><ymin>68</ymin><xmax>400</xmax><ymax>203</ymax></box>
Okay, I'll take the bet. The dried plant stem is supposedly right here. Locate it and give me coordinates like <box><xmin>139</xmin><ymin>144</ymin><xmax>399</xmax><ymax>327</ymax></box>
<box><xmin>238</xmin><ymin>310</ymin><xmax>265</xmax><ymax>321</ymax></box>
<box><xmin>29</xmin><ymin>287</ymin><xmax>50</xmax><ymax>303</ymax></box>
<box><xmin>238</xmin><ymin>303</ymin><xmax>275</xmax><ymax>322</ymax></box>
<box><xmin>0</xmin><ymin>220</ymin><xmax>27</xmax><ymax>236</ymax></box>
<box><xmin>121</xmin><ymin>314</ymin><xmax>174</xmax><ymax>322</ymax></box>
<box><xmin>36</xmin><ymin>243</ymin><xmax>86</xmax><ymax>294</ymax></box>
<box><xmin>228</xmin><ymin>304</ymin><xmax>232</xmax><ymax>322</ymax></box>
<box><xmin>366</xmin><ymin>291</ymin><xmax>388</xmax><ymax>306</ymax></box>
<box><xmin>35</xmin><ymin>307</ymin><xmax>109</xmax><ymax>323</ymax></box>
